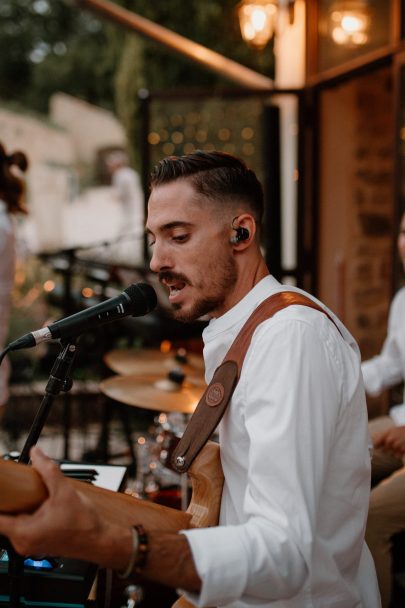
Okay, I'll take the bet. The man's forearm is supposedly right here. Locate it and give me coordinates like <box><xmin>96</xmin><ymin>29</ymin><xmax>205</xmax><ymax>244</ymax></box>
<box><xmin>141</xmin><ymin>531</ymin><xmax>201</xmax><ymax>592</ymax></box>
<box><xmin>102</xmin><ymin>526</ymin><xmax>201</xmax><ymax>592</ymax></box>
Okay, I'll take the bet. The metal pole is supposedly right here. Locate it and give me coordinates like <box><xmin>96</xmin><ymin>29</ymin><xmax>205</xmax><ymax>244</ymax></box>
<box><xmin>74</xmin><ymin>0</ymin><xmax>273</xmax><ymax>91</ymax></box>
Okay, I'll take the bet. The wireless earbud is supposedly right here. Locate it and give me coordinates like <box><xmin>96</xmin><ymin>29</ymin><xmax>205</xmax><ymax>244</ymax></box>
<box><xmin>230</xmin><ymin>226</ymin><xmax>249</xmax><ymax>244</ymax></box>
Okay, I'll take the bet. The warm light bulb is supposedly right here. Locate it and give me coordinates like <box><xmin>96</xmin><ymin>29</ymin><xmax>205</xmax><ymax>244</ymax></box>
<box><xmin>251</xmin><ymin>8</ymin><xmax>267</xmax><ymax>31</ymax></box>
<box><xmin>160</xmin><ymin>339</ymin><xmax>172</xmax><ymax>354</ymax></box>
<box><xmin>43</xmin><ymin>280</ymin><xmax>55</xmax><ymax>292</ymax></box>
<box><xmin>82</xmin><ymin>287</ymin><xmax>94</xmax><ymax>298</ymax></box>
<box><xmin>243</xmin><ymin>22</ymin><xmax>256</xmax><ymax>41</ymax></box>
<box><xmin>237</xmin><ymin>0</ymin><xmax>278</xmax><ymax>50</ymax></box>
<box><xmin>341</xmin><ymin>14</ymin><xmax>363</xmax><ymax>32</ymax></box>
<box><xmin>328</xmin><ymin>2</ymin><xmax>370</xmax><ymax>47</ymax></box>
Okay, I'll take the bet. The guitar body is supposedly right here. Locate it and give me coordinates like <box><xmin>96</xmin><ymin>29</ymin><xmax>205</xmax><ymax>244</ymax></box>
<box><xmin>0</xmin><ymin>441</ymin><xmax>224</xmax><ymax>608</ymax></box>
<box><xmin>171</xmin><ymin>442</ymin><xmax>224</xmax><ymax>608</ymax></box>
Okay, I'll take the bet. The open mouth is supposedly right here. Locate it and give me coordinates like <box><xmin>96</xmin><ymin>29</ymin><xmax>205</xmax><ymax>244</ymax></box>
<box><xmin>168</xmin><ymin>281</ymin><xmax>186</xmax><ymax>298</ymax></box>
<box><xmin>159</xmin><ymin>273</ymin><xmax>189</xmax><ymax>301</ymax></box>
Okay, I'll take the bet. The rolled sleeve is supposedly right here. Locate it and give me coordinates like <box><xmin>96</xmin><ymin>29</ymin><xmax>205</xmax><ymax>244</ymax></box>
<box><xmin>361</xmin><ymin>346</ymin><xmax>403</xmax><ymax>396</ymax></box>
<box><xmin>361</xmin><ymin>291</ymin><xmax>405</xmax><ymax>396</ymax></box>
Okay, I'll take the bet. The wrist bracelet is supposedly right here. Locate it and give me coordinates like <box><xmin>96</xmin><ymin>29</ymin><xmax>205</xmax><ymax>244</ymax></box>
<box><xmin>117</xmin><ymin>526</ymin><xmax>139</xmax><ymax>579</ymax></box>
<box><xmin>117</xmin><ymin>524</ymin><xmax>148</xmax><ymax>579</ymax></box>
<box><xmin>133</xmin><ymin>524</ymin><xmax>148</xmax><ymax>573</ymax></box>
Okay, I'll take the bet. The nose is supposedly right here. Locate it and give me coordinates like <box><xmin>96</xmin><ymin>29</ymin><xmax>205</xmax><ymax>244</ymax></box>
<box><xmin>149</xmin><ymin>241</ymin><xmax>172</xmax><ymax>274</ymax></box>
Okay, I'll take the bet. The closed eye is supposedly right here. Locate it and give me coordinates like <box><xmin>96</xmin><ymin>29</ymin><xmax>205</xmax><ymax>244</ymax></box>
<box><xmin>172</xmin><ymin>234</ymin><xmax>189</xmax><ymax>243</ymax></box>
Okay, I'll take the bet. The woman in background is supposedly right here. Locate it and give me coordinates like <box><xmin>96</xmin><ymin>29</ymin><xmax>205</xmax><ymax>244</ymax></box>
<box><xmin>0</xmin><ymin>142</ymin><xmax>28</xmax><ymax>416</ymax></box>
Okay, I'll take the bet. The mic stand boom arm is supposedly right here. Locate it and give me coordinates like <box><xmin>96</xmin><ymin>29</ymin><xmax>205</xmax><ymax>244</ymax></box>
<box><xmin>6</xmin><ymin>339</ymin><xmax>79</xmax><ymax>608</ymax></box>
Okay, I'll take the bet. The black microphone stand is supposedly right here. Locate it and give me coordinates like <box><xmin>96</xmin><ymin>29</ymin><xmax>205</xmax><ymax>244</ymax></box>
<box><xmin>7</xmin><ymin>338</ymin><xmax>79</xmax><ymax>608</ymax></box>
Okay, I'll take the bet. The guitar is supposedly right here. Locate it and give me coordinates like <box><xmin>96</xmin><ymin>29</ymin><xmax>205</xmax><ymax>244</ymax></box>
<box><xmin>0</xmin><ymin>441</ymin><xmax>224</xmax><ymax>608</ymax></box>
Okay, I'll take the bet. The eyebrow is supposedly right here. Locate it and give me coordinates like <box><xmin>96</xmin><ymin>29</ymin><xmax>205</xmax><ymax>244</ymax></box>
<box><xmin>145</xmin><ymin>221</ymin><xmax>194</xmax><ymax>236</ymax></box>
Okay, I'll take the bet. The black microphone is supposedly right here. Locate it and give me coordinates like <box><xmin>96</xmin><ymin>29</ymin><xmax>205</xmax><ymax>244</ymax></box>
<box><xmin>7</xmin><ymin>282</ymin><xmax>157</xmax><ymax>352</ymax></box>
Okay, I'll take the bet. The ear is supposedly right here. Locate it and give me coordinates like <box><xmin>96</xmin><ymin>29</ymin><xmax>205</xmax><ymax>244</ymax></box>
<box><xmin>229</xmin><ymin>213</ymin><xmax>256</xmax><ymax>249</ymax></box>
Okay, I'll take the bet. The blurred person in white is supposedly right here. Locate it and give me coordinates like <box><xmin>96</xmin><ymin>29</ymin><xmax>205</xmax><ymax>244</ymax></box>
<box><xmin>362</xmin><ymin>209</ymin><xmax>405</xmax><ymax>608</ymax></box>
<box><xmin>107</xmin><ymin>150</ymin><xmax>144</xmax><ymax>266</ymax></box>
<box><xmin>0</xmin><ymin>141</ymin><xmax>28</xmax><ymax>416</ymax></box>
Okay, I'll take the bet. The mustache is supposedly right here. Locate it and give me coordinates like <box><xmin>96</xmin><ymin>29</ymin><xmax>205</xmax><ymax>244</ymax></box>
<box><xmin>158</xmin><ymin>271</ymin><xmax>190</xmax><ymax>285</ymax></box>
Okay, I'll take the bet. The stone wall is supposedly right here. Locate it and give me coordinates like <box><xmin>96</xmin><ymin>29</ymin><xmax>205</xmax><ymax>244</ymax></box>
<box><xmin>351</xmin><ymin>71</ymin><xmax>394</xmax><ymax>362</ymax></box>
<box><xmin>49</xmin><ymin>93</ymin><xmax>126</xmax><ymax>165</ymax></box>
<box><xmin>318</xmin><ymin>67</ymin><xmax>395</xmax><ymax>417</ymax></box>
<box><xmin>0</xmin><ymin>94</ymin><xmax>127</xmax><ymax>253</ymax></box>
<box><xmin>0</xmin><ymin>106</ymin><xmax>75</xmax><ymax>251</ymax></box>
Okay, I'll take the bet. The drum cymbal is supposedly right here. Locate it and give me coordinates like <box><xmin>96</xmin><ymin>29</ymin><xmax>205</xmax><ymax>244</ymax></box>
<box><xmin>103</xmin><ymin>348</ymin><xmax>204</xmax><ymax>378</ymax></box>
<box><xmin>99</xmin><ymin>373</ymin><xmax>204</xmax><ymax>414</ymax></box>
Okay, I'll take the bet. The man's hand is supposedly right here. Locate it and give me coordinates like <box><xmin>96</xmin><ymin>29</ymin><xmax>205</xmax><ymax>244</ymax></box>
<box><xmin>373</xmin><ymin>425</ymin><xmax>405</xmax><ymax>459</ymax></box>
<box><xmin>0</xmin><ymin>446</ymin><xmax>132</xmax><ymax>570</ymax></box>
<box><xmin>0</xmin><ymin>446</ymin><xmax>201</xmax><ymax>592</ymax></box>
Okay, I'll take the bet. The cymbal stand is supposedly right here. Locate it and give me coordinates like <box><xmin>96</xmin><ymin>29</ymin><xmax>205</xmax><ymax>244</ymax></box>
<box><xmin>7</xmin><ymin>339</ymin><xmax>79</xmax><ymax>608</ymax></box>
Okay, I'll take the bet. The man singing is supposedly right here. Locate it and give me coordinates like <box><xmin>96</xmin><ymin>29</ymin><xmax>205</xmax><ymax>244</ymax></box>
<box><xmin>0</xmin><ymin>151</ymin><xmax>380</xmax><ymax>607</ymax></box>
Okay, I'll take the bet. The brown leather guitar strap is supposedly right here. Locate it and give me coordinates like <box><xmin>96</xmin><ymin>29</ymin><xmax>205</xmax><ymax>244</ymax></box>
<box><xmin>171</xmin><ymin>291</ymin><xmax>341</xmax><ymax>473</ymax></box>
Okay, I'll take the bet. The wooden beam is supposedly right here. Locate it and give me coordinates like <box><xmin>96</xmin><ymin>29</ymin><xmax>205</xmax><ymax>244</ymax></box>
<box><xmin>75</xmin><ymin>0</ymin><xmax>273</xmax><ymax>90</ymax></box>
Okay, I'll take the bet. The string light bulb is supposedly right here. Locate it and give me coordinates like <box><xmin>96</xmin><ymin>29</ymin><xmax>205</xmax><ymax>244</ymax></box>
<box><xmin>327</xmin><ymin>0</ymin><xmax>371</xmax><ymax>46</ymax></box>
<box><xmin>237</xmin><ymin>0</ymin><xmax>278</xmax><ymax>50</ymax></box>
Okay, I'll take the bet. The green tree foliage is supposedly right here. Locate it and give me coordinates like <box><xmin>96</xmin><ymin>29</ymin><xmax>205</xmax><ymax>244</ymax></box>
<box><xmin>0</xmin><ymin>0</ymin><xmax>119</xmax><ymax>112</ymax></box>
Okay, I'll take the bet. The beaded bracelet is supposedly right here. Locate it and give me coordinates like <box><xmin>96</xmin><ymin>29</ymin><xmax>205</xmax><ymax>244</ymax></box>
<box><xmin>117</xmin><ymin>524</ymin><xmax>148</xmax><ymax>579</ymax></box>
<box><xmin>133</xmin><ymin>524</ymin><xmax>148</xmax><ymax>573</ymax></box>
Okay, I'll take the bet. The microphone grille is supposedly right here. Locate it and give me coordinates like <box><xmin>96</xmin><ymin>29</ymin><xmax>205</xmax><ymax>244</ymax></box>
<box><xmin>125</xmin><ymin>283</ymin><xmax>157</xmax><ymax>316</ymax></box>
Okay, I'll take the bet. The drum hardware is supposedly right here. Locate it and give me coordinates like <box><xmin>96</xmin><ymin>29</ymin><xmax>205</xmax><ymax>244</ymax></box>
<box><xmin>171</xmin><ymin>346</ymin><xmax>204</xmax><ymax>369</ymax></box>
<box><xmin>103</xmin><ymin>347</ymin><xmax>204</xmax><ymax>381</ymax></box>
<box><xmin>132</xmin><ymin>418</ymin><xmax>184</xmax><ymax>498</ymax></box>
<box><xmin>121</xmin><ymin>583</ymin><xmax>144</xmax><ymax>607</ymax></box>
<box><xmin>98</xmin><ymin>366</ymin><xmax>203</xmax><ymax>512</ymax></box>
<box><xmin>154</xmin><ymin>367</ymin><xmax>186</xmax><ymax>391</ymax></box>
<box><xmin>99</xmin><ymin>372</ymin><xmax>204</xmax><ymax>415</ymax></box>
<box><xmin>82</xmin><ymin>368</ymin><xmax>182</xmax><ymax>473</ymax></box>
<box><xmin>113</xmin><ymin>407</ymin><xmax>190</xmax><ymax>512</ymax></box>
<box><xmin>132</xmin><ymin>430</ymin><xmax>186</xmax><ymax>512</ymax></box>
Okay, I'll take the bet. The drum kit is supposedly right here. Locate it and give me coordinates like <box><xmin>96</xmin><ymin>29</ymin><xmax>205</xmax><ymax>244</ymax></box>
<box><xmin>99</xmin><ymin>346</ymin><xmax>206</xmax><ymax>508</ymax></box>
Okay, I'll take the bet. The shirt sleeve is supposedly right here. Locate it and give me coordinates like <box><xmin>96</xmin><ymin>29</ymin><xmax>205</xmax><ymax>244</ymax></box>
<box><xmin>361</xmin><ymin>294</ymin><xmax>404</xmax><ymax>396</ymax></box>
<box><xmin>182</xmin><ymin>316</ymin><xmax>345</xmax><ymax>606</ymax></box>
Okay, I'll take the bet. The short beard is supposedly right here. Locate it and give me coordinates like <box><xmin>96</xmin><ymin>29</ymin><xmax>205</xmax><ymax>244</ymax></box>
<box><xmin>171</xmin><ymin>296</ymin><xmax>223</xmax><ymax>323</ymax></box>
<box><xmin>168</xmin><ymin>255</ymin><xmax>238</xmax><ymax>323</ymax></box>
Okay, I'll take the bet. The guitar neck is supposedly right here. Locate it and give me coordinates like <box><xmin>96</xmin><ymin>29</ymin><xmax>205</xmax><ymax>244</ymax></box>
<box><xmin>0</xmin><ymin>442</ymin><xmax>224</xmax><ymax>608</ymax></box>
<box><xmin>0</xmin><ymin>441</ymin><xmax>224</xmax><ymax>532</ymax></box>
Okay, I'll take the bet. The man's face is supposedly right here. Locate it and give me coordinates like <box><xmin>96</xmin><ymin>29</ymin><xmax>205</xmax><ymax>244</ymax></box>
<box><xmin>146</xmin><ymin>179</ymin><xmax>238</xmax><ymax>322</ymax></box>
<box><xmin>398</xmin><ymin>212</ymin><xmax>405</xmax><ymax>272</ymax></box>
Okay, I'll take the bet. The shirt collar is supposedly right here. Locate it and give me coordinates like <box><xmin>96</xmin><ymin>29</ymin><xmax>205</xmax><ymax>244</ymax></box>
<box><xmin>203</xmin><ymin>275</ymin><xmax>282</xmax><ymax>343</ymax></box>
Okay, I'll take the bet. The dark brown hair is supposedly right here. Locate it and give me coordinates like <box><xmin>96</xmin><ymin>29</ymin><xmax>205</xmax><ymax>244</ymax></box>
<box><xmin>150</xmin><ymin>150</ymin><xmax>264</xmax><ymax>223</ymax></box>
<box><xmin>0</xmin><ymin>141</ymin><xmax>29</xmax><ymax>215</ymax></box>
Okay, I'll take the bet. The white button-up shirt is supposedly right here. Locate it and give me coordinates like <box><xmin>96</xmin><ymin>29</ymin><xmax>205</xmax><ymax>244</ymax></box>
<box><xmin>182</xmin><ymin>276</ymin><xmax>380</xmax><ymax>608</ymax></box>
<box><xmin>362</xmin><ymin>286</ymin><xmax>405</xmax><ymax>425</ymax></box>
